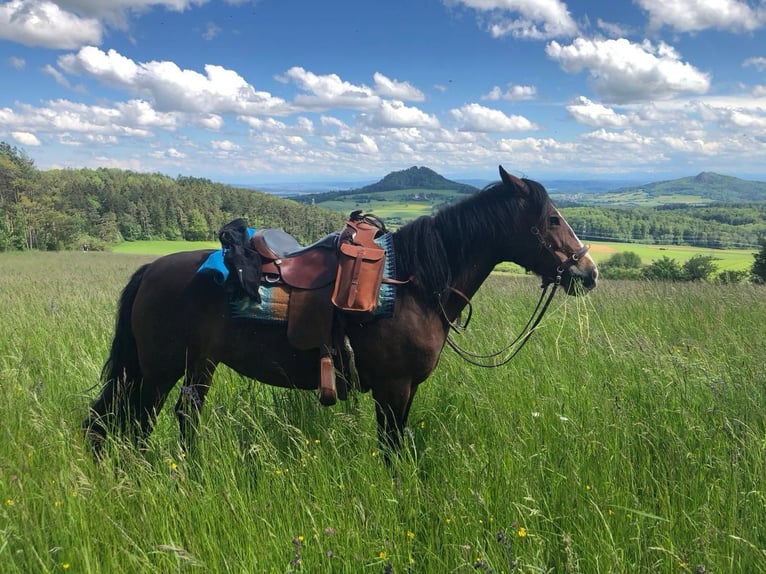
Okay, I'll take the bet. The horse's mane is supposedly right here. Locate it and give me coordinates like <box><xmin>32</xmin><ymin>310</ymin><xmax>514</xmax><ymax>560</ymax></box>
<box><xmin>392</xmin><ymin>177</ymin><xmax>550</xmax><ymax>302</ymax></box>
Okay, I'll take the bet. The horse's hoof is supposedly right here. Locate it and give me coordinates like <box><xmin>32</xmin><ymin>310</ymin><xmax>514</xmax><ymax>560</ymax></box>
<box><xmin>318</xmin><ymin>387</ymin><xmax>337</xmax><ymax>406</ymax></box>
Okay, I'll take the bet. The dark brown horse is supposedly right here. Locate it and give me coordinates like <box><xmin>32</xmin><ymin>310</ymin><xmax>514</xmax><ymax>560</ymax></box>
<box><xmin>84</xmin><ymin>166</ymin><xmax>598</xmax><ymax>455</ymax></box>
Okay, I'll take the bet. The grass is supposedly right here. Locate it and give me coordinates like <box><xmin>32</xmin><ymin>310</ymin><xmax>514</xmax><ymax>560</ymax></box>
<box><xmin>1</xmin><ymin>251</ymin><xmax>765</xmax><ymax>573</ymax></box>
<box><xmin>111</xmin><ymin>240</ymin><xmax>219</xmax><ymax>255</ymax></box>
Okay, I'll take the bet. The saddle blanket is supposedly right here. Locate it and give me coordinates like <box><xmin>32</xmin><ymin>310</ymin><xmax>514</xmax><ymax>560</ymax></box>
<box><xmin>197</xmin><ymin>230</ymin><xmax>398</xmax><ymax>324</ymax></box>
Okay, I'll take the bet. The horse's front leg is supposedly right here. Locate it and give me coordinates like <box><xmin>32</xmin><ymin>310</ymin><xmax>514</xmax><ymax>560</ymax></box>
<box><xmin>372</xmin><ymin>381</ymin><xmax>418</xmax><ymax>459</ymax></box>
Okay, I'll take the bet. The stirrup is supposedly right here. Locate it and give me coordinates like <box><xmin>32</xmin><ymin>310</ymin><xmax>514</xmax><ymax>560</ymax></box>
<box><xmin>318</xmin><ymin>355</ymin><xmax>337</xmax><ymax>406</ymax></box>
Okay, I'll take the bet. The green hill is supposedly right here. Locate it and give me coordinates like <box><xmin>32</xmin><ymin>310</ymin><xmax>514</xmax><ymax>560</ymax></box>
<box><xmin>586</xmin><ymin>172</ymin><xmax>766</xmax><ymax>206</ymax></box>
<box><xmin>295</xmin><ymin>166</ymin><xmax>478</xmax><ymax>204</ymax></box>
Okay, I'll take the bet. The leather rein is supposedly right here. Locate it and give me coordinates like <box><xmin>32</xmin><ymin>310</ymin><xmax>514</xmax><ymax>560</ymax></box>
<box><xmin>441</xmin><ymin>226</ymin><xmax>590</xmax><ymax>368</ymax></box>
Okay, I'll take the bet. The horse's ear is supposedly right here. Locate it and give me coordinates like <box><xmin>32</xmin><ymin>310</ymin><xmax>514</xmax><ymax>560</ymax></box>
<box><xmin>499</xmin><ymin>165</ymin><xmax>528</xmax><ymax>195</ymax></box>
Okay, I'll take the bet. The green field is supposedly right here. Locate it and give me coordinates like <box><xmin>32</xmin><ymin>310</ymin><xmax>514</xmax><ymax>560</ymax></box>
<box><xmin>110</xmin><ymin>237</ymin><xmax>757</xmax><ymax>273</ymax></box>
<box><xmin>1</xmin><ymin>252</ymin><xmax>765</xmax><ymax>573</ymax></box>
<box><xmin>112</xmin><ymin>239</ymin><xmax>219</xmax><ymax>255</ymax></box>
<box><xmin>314</xmin><ymin>188</ymin><xmax>462</xmax><ymax>224</ymax></box>
<box><xmin>587</xmin><ymin>241</ymin><xmax>757</xmax><ymax>271</ymax></box>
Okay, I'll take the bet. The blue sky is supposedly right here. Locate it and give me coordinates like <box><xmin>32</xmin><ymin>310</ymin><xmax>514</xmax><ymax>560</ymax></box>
<box><xmin>1</xmin><ymin>0</ymin><xmax>766</xmax><ymax>184</ymax></box>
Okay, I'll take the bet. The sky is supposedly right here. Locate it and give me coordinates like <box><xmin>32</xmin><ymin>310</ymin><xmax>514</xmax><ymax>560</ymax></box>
<box><xmin>1</xmin><ymin>0</ymin><xmax>766</xmax><ymax>185</ymax></box>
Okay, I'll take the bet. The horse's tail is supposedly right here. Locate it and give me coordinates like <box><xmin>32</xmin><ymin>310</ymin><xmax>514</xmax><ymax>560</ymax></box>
<box><xmin>84</xmin><ymin>263</ymin><xmax>150</xmax><ymax>455</ymax></box>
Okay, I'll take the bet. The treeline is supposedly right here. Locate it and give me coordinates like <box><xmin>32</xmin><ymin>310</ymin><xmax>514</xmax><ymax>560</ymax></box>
<box><xmin>0</xmin><ymin>143</ymin><xmax>345</xmax><ymax>251</ymax></box>
<box><xmin>599</xmin><ymin>248</ymin><xmax>766</xmax><ymax>284</ymax></box>
<box><xmin>562</xmin><ymin>204</ymin><xmax>766</xmax><ymax>248</ymax></box>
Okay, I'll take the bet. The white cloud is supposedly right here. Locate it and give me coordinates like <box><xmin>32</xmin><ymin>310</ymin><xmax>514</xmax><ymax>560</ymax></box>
<box><xmin>546</xmin><ymin>37</ymin><xmax>710</xmax><ymax>103</ymax></box>
<box><xmin>566</xmin><ymin>96</ymin><xmax>637</xmax><ymax>128</ymax></box>
<box><xmin>198</xmin><ymin>114</ymin><xmax>224</xmax><ymax>130</ymax></box>
<box><xmin>636</xmin><ymin>0</ymin><xmax>766</xmax><ymax>33</ymax></box>
<box><xmin>373</xmin><ymin>72</ymin><xmax>425</xmax><ymax>101</ymax></box>
<box><xmin>451</xmin><ymin>103</ymin><xmax>537</xmax><ymax>132</ymax></box>
<box><xmin>211</xmin><ymin>139</ymin><xmax>240</xmax><ymax>152</ymax></box>
<box><xmin>282</xmin><ymin>66</ymin><xmax>380</xmax><ymax>111</ymax></box>
<box><xmin>482</xmin><ymin>84</ymin><xmax>536</xmax><ymax>101</ymax></box>
<box><xmin>453</xmin><ymin>0</ymin><xmax>578</xmax><ymax>39</ymax></box>
<box><xmin>11</xmin><ymin>131</ymin><xmax>41</xmax><ymax>146</ymax></box>
<box><xmin>361</xmin><ymin>100</ymin><xmax>441</xmax><ymax>129</ymax></box>
<box><xmin>54</xmin><ymin>0</ymin><xmax>206</xmax><ymax>26</ymax></box>
<box><xmin>0</xmin><ymin>0</ymin><xmax>102</xmax><ymax>49</ymax></box>
<box><xmin>58</xmin><ymin>47</ymin><xmax>293</xmax><ymax>115</ymax></box>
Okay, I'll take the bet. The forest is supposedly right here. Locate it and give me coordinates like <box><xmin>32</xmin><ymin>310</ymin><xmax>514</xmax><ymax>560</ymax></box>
<box><xmin>0</xmin><ymin>142</ymin><xmax>344</xmax><ymax>251</ymax></box>
<box><xmin>1</xmin><ymin>142</ymin><xmax>765</xmax><ymax>252</ymax></box>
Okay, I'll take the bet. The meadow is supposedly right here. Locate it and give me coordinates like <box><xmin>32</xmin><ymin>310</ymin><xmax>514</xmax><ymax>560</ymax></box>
<box><xmin>1</xmin><ymin>251</ymin><xmax>765</xmax><ymax>573</ymax></box>
<box><xmin>110</xmin><ymin>238</ymin><xmax>757</xmax><ymax>272</ymax></box>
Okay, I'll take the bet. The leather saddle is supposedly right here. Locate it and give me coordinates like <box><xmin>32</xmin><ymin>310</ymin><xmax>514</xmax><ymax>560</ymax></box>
<box><xmin>219</xmin><ymin>215</ymin><xmax>392</xmax><ymax>407</ymax></box>
<box><xmin>253</xmin><ymin>229</ymin><xmax>340</xmax><ymax>290</ymax></box>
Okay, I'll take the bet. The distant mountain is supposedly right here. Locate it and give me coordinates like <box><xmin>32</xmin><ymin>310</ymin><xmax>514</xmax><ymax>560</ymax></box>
<box><xmin>294</xmin><ymin>166</ymin><xmax>479</xmax><ymax>204</ymax></box>
<box><xmin>593</xmin><ymin>172</ymin><xmax>766</xmax><ymax>205</ymax></box>
<box><xmin>353</xmin><ymin>166</ymin><xmax>478</xmax><ymax>194</ymax></box>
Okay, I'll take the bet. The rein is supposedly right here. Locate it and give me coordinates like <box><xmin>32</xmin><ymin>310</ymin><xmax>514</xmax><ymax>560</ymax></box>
<box><xmin>441</xmin><ymin>282</ymin><xmax>558</xmax><ymax>367</ymax></box>
<box><xmin>440</xmin><ymin>225</ymin><xmax>589</xmax><ymax>368</ymax></box>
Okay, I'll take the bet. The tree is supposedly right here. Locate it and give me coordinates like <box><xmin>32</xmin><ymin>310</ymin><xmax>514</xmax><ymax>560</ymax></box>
<box><xmin>752</xmin><ymin>237</ymin><xmax>766</xmax><ymax>283</ymax></box>
<box><xmin>682</xmin><ymin>255</ymin><xmax>718</xmax><ymax>281</ymax></box>
<box><xmin>642</xmin><ymin>256</ymin><xmax>684</xmax><ymax>281</ymax></box>
<box><xmin>604</xmin><ymin>251</ymin><xmax>642</xmax><ymax>269</ymax></box>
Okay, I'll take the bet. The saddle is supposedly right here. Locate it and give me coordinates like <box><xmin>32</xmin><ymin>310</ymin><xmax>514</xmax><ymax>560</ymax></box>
<box><xmin>220</xmin><ymin>213</ymin><xmax>396</xmax><ymax>406</ymax></box>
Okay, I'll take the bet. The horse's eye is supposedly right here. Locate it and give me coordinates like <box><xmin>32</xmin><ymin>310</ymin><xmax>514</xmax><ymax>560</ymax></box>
<box><xmin>549</xmin><ymin>216</ymin><xmax>560</xmax><ymax>226</ymax></box>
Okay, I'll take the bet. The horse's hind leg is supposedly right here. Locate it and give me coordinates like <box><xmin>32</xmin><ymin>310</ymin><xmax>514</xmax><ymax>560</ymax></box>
<box><xmin>174</xmin><ymin>359</ymin><xmax>217</xmax><ymax>452</ymax></box>
<box><xmin>84</xmin><ymin>373</ymin><xmax>179</xmax><ymax>453</ymax></box>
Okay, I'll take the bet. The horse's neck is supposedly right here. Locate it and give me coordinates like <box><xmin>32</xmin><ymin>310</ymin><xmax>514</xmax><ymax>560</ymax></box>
<box><xmin>441</xmin><ymin>246</ymin><xmax>499</xmax><ymax>322</ymax></box>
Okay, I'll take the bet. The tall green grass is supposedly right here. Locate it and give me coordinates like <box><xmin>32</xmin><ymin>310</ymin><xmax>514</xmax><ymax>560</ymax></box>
<box><xmin>1</xmin><ymin>252</ymin><xmax>764</xmax><ymax>573</ymax></box>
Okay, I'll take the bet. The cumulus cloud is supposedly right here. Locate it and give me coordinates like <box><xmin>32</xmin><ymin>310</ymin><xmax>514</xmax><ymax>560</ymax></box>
<box><xmin>636</xmin><ymin>0</ymin><xmax>766</xmax><ymax>33</ymax></box>
<box><xmin>58</xmin><ymin>46</ymin><xmax>293</xmax><ymax>115</ymax></box>
<box><xmin>373</xmin><ymin>72</ymin><xmax>425</xmax><ymax>101</ymax></box>
<box><xmin>11</xmin><ymin>131</ymin><xmax>41</xmax><ymax>146</ymax></box>
<box><xmin>482</xmin><ymin>84</ymin><xmax>536</xmax><ymax>101</ymax></box>
<box><xmin>211</xmin><ymin>139</ymin><xmax>240</xmax><ymax>151</ymax></box>
<box><xmin>282</xmin><ymin>66</ymin><xmax>380</xmax><ymax>111</ymax></box>
<box><xmin>546</xmin><ymin>37</ymin><xmax>710</xmax><ymax>103</ymax></box>
<box><xmin>451</xmin><ymin>103</ymin><xmax>538</xmax><ymax>132</ymax></box>
<box><xmin>360</xmin><ymin>100</ymin><xmax>440</xmax><ymax>129</ymax></box>
<box><xmin>0</xmin><ymin>98</ymin><xmax>177</xmax><ymax>139</ymax></box>
<box><xmin>452</xmin><ymin>0</ymin><xmax>578</xmax><ymax>39</ymax></box>
<box><xmin>0</xmin><ymin>0</ymin><xmax>102</xmax><ymax>49</ymax></box>
<box><xmin>566</xmin><ymin>96</ymin><xmax>637</xmax><ymax>128</ymax></box>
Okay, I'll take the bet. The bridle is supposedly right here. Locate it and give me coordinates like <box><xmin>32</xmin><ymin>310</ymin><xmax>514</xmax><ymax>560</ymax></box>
<box><xmin>441</xmin><ymin>224</ymin><xmax>590</xmax><ymax>368</ymax></box>
<box><xmin>531</xmin><ymin>225</ymin><xmax>590</xmax><ymax>288</ymax></box>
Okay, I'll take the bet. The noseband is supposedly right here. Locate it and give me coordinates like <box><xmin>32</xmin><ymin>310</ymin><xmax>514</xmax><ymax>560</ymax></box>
<box><xmin>531</xmin><ymin>226</ymin><xmax>590</xmax><ymax>286</ymax></box>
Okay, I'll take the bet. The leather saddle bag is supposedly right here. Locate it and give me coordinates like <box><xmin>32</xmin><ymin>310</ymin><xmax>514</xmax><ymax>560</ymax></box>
<box><xmin>331</xmin><ymin>241</ymin><xmax>385</xmax><ymax>316</ymax></box>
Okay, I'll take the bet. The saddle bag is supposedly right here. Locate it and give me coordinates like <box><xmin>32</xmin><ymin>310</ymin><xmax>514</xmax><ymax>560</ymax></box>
<box><xmin>331</xmin><ymin>241</ymin><xmax>385</xmax><ymax>315</ymax></box>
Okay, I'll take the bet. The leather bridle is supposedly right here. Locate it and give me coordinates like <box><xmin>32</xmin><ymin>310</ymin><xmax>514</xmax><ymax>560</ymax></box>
<box><xmin>442</xmin><ymin>224</ymin><xmax>590</xmax><ymax>367</ymax></box>
<box><xmin>531</xmin><ymin>225</ymin><xmax>590</xmax><ymax>288</ymax></box>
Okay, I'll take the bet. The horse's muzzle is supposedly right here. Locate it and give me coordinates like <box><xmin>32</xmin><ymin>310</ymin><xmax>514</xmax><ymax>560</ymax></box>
<box><xmin>563</xmin><ymin>257</ymin><xmax>598</xmax><ymax>295</ymax></box>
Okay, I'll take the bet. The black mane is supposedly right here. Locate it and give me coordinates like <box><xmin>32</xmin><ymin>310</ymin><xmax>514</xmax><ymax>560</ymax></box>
<box><xmin>392</xmin><ymin>177</ymin><xmax>550</xmax><ymax>302</ymax></box>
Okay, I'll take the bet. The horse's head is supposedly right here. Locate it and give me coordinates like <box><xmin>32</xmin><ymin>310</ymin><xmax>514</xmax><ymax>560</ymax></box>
<box><xmin>498</xmin><ymin>166</ymin><xmax>598</xmax><ymax>295</ymax></box>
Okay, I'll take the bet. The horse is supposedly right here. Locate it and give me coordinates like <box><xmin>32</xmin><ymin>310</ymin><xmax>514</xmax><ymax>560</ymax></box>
<box><xmin>84</xmin><ymin>166</ymin><xmax>598</xmax><ymax>457</ymax></box>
